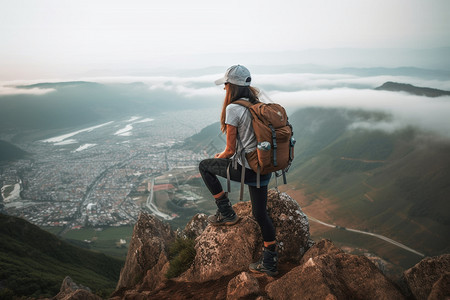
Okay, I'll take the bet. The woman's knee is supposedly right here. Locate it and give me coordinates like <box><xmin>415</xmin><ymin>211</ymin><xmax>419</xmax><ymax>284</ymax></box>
<box><xmin>199</xmin><ymin>159</ymin><xmax>212</xmax><ymax>174</ymax></box>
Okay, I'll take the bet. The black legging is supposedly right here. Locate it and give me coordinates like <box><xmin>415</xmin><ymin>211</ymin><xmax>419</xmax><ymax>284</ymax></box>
<box><xmin>199</xmin><ymin>158</ymin><xmax>276</xmax><ymax>242</ymax></box>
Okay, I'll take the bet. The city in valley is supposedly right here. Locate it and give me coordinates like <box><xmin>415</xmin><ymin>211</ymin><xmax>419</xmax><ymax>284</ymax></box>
<box><xmin>0</xmin><ymin>109</ymin><xmax>218</xmax><ymax>234</ymax></box>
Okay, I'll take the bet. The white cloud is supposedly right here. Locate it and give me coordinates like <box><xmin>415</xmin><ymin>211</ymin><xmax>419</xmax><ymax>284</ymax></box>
<box><xmin>271</xmin><ymin>88</ymin><xmax>450</xmax><ymax>138</ymax></box>
<box><xmin>0</xmin><ymin>86</ymin><xmax>55</xmax><ymax>96</ymax></box>
<box><xmin>2</xmin><ymin>72</ymin><xmax>449</xmax><ymax>139</ymax></box>
<box><xmin>253</xmin><ymin>73</ymin><xmax>450</xmax><ymax>91</ymax></box>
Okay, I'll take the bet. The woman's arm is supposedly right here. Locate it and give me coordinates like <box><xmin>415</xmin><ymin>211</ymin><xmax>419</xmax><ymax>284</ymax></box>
<box><xmin>215</xmin><ymin>125</ymin><xmax>237</xmax><ymax>158</ymax></box>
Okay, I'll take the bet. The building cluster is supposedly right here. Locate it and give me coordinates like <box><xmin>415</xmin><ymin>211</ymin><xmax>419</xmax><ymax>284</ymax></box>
<box><xmin>0</xmin><ymin>112</ymin><xmax>211</xmax><ymax>229</ymax></box>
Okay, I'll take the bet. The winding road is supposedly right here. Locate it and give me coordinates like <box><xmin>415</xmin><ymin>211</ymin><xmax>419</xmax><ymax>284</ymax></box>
<box><xmin>307</xmin><ymin>215</ymin><xmax>425</xmax><ymax>257</ymax></box>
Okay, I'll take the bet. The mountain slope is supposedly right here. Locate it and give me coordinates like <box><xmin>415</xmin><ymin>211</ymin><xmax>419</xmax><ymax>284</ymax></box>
<box><xmin>0</xmin><ymin>213</ymin><xmax>123</xmax><ymax>298</ymax></box>
<box><xmin>287</xmin><ymin>107</ymin><xmax>450</xmax><ymax>256</ymax></box>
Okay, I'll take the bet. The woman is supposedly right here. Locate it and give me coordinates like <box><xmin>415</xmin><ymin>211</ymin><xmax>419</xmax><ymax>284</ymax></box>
<box><xmin>198</xmin><ymin>65</ymin><xmax>278</xmax><ymax>276</ymax></box>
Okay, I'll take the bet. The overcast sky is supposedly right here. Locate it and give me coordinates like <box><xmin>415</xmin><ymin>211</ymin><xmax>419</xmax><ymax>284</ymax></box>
<box><xmin>1</xmin><ymin>0</ymin><xmax>449</xmax><ymax>80</ymax></box>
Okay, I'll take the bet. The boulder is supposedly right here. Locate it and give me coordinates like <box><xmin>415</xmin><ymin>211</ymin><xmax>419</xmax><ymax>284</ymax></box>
<box><xmin>227</xmin><ymin>272</ymin><xmax>260</xmax><ymax>300</ymax></box>
<box><xmin>265</xmin><ymin>239</ymin><xmax>405</xmax><ymax>300</ymax></box>
<box><xmin>428</xmin><ymin>272</ymin><xmax>450</xmax><ymax>300</ymax></box>
<box><xmin>181</xmin><ymin>213</ymin><xmax>209</xmax><ymax>239</ymax></box>
<box><xmin>266</xmin><ymin>189</ymin><xmax>312</xmax><ymax>261</ymax></box>
<box><xmin>179</xmin><ymin>189</ymin><xmax>310</xmax><ymax>282</ymax></box>
<box><xmin>52</xmin><ymin>276</ymin><xmax>101</xmax><ymax>300</ymax></box>
<box><xmin>403</xmin><ymin>253</ymin><xmax>450</xmax><ymax>300</ymax></box>
<box><xmin>115</xmin><ymin>212</ymin><xmax>175</xmax><ymax>292</ymax></box>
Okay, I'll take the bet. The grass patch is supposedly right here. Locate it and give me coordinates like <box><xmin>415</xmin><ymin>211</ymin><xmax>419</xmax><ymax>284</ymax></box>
<box><xmin>166</xmin><ymin>237</ymin><xmax>196</xmax><ymax>279</ymax></box>
<box><xmin>62</xmin><ymin>226</ymin><xmax>133</xmax><ymax>258</ymax></box>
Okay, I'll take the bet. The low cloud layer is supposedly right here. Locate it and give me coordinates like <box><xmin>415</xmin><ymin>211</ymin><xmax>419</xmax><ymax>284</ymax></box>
<box><xmin>1</xmin><ymin>71</ymin><xmax>449</xmax><ymax>138</ymax></box>
<box><xmin>0</xmin><ymin>86</ymin><xmax>55</xmax><ymax>96</ymax></box>
<box><xmin>272</xmin><ymin>88</ymin><xmax>450</xmax><ymax>138</ymax></box>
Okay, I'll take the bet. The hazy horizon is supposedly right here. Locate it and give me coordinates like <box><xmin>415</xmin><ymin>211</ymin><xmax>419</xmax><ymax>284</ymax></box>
<box><xmin>1</xmin><ymin>0</ymin><xmax>450</xmax><ymax>80</ymax></box>
<box><xmin>1</xmin><ymin>0</ymin><xmax>449</xmax><ymax>139</ymax></box>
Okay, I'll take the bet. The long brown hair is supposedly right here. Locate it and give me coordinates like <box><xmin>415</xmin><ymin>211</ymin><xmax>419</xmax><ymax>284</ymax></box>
<box><xmin>220</xmin><ymin>83</ymin><xmax>260</xmax><ymax>133</ymax></box>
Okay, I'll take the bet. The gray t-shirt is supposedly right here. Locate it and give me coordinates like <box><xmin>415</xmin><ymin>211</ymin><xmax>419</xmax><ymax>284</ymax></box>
<box><xmin>225</xmin><ymin>98</ymin><xmax>257</xmax><ymax>168</ymax></box>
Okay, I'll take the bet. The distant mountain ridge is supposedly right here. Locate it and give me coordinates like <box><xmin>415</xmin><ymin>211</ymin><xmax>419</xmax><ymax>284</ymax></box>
<box><xmin>16</xmin><ymin>81</ymin><xmax>99</xmax><ymax>89</ymax></box>
<box><xmin>375</xmin><ymin>81</ymin><xmax>450</xmax><ymax>97</ymax></box>
<box><xmin>0</xmin><ymin>81</ymin><xmax>215</xmax><ymax>137</ymax></box>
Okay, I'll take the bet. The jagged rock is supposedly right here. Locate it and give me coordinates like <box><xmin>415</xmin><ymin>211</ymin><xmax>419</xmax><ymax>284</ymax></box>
<box><xmin>115</xmin><ymin>212</ymin><xmax>175</xmax><ymax>293</ymax></box>
<box><xmin>227</xmin><ymin>272</ymin><xmax>260</xmax><ymax>300</ymax></box>
<box><xmin>265</xmin><ymin>239</ymin><xmax>405</xmax><ymax>300</ymax></box>
<box><xmin>138</xmin><ymin>250</ymin><xmax>170</xmax><ymax>291</ymax></box>
<box><xmin>428</xmin><ymin>272</ymin><xmax>450</xmax><ymax>300</ymax></box>
<box><xmin>178</xmin><ymin>202</ymin><xmax>261</xmax><ymax>283</ymax></box>
<box><xmin>52</xmin><ymin>276</ymin><xmax>101</xmax><ymax>300</ymax></box>
<box><xmin>181</xmin><ymin>213</ymin><xmax>209</xmax><ymax>239</ymax></box>
<box><xmin>179</xmin><ymin>189</ymin><xmax>310</xmax><ymax>282</ymax></box>
<box><xmin>403</xmin><ymin>253</ymin><xmax>450</xmax><ymax>300</ymax></box>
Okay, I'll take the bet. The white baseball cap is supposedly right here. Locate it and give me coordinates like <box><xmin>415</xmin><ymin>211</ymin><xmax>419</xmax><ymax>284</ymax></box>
<box><xmin>214</xmin><ymin>65</ymin><xmax>251</xmax><ymax>86</ymax></box>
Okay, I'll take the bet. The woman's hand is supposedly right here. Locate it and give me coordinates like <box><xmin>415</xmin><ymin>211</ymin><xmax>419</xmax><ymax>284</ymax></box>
<box><xmin>214</xmin><ymin>125</ymin><xmax>237</xmax><ymax>159</ymax></box>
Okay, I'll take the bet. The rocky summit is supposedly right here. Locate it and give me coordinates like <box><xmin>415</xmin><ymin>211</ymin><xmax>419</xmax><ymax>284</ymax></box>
<box><xmin>179</xmin><ymin>189</ymin><xmax>312</xmax><ymax>283</ymax></box>
<box><xmin>53</xmin><ymin>189</ymin><xmax>449</xmax><ymax>299</ymax></box>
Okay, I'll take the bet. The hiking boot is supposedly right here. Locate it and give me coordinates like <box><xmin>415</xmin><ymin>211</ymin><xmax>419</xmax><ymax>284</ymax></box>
<box><xmin>207</xmin><ymin>210</ymin><xmax>240</xmax><ymax>226</ymax></box>
<box><xmin>208</xmin><ymin>194</ymin><xmax>240</xmax><ymax>226</ymax></box>
<box><xmin>249</xmin><ymin>247</ymin><xmax>278</xmax><ymax>276</ymax></box>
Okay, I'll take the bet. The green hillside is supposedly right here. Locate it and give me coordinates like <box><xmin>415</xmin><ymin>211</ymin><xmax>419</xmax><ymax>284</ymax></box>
<box><xmin>287</xmin><ymin>107</ymin><xmax>450</xmax><ymax>256</ymax></box>
<box><xmin>0</xmin><ymin>213</ymin><xmax>123</xmax><ymax>298</ymax></box>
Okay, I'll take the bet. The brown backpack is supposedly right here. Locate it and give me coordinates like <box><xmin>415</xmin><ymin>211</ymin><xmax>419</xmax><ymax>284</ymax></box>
<box><xmin>230</xmin><ymin>99</ymin><xmax>295</xmax><ymax>199</ymax></box>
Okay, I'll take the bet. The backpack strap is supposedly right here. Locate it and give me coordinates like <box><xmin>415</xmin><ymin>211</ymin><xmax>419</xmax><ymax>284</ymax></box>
<box><xmin>235</xmin><ymin>131</ymin><xmax>247</xmax><ymax>201</ymax></box>
<box><xmin>239</xmin><ymin>149</ymin><xmax>246</xmax><ymax>200</ymax></box>
<box><xmin>256</xmin><ymin>166</ymin><xmax>261</xmax><ymax>188</ymax></box>
<box><xmin>269</xmin><ymin>124</ymin><xmax>278</xmax><ymax>167</ymax></box>
<box><xmin>226</xmin><ymin>162</ymin><xmax>231</xmax><ymax>193</ymax></box>
<box><xmin>233</xmin><ymin>99</ymin><xmax>253</xmax><ymax>109</ymax></box>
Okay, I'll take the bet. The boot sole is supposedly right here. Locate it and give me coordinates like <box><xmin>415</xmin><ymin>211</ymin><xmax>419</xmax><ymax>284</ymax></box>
<box><xmin>210</xmin><ymin>216</ymin><xmax>241</xmax><ymax>226</ymax></box>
